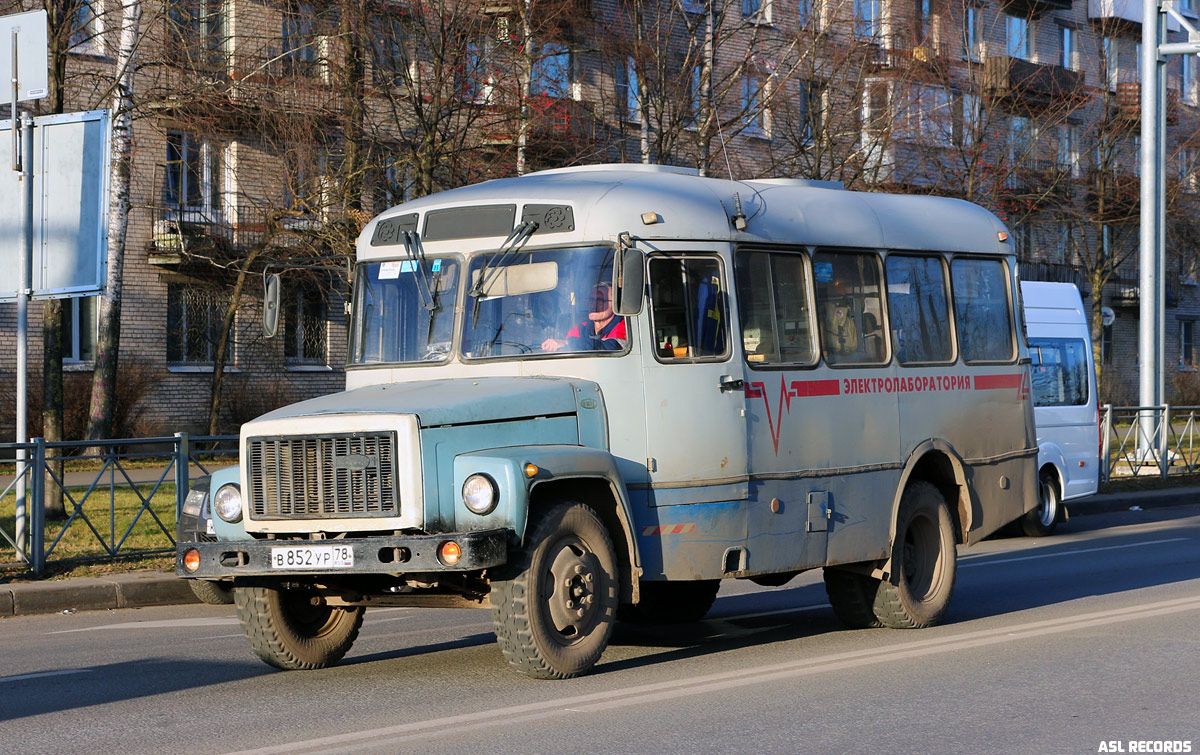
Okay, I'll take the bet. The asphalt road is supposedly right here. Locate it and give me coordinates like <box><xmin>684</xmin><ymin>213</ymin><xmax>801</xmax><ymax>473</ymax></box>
<box><xmin>2</xmin><ymin>504</ymin><xmax>1198</xmax><ymax>755</ymax></box>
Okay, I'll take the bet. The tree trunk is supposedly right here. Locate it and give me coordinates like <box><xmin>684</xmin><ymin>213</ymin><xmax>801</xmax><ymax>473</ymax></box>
<box><xmin>41</xmin><ymin>301</ymin><xmax>66</xmax><ymax>519</ymax></box>
<box><xmin>207</xmin><ymin>251</ymin><xmax>262</xmax><ymax>436</ymax></box>
<box><xmin>86</xmin><ymin>0</ymin><xmax>142</xmax><ymax>449</ymax></box>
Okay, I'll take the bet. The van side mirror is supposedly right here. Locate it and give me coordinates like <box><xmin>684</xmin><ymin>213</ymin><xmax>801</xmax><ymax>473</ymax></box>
<box><xmin>263</xmin><ymin>273</ymin><xmax>281</xmax><ymax>338</ymax></box>
<box><xmin>613</xmin><ymin>246</ymin><xmax>644</xmax><ymax>316</ymax></box>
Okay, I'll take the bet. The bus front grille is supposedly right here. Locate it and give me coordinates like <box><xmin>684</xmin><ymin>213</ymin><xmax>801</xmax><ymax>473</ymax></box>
<box><xmin>246</xmin><ymin>432</ymin><xmax>399</xmax><ymax>520</ymax></box>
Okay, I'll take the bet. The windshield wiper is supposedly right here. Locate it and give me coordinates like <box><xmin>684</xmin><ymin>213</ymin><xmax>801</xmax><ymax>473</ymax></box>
<box><xmin>402</xmin><ymin>230</ymin><xmax>437</xmax><ymax>312</ymax></box>
<box><xmin>468</xmin><ymin>221</ymin><xmax>540</xmax><ymax>299</ymax></box>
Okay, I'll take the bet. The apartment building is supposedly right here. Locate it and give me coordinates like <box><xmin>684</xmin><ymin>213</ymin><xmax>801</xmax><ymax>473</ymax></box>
<box><xmin>2</xmin><ymin>0</ymin><xmax>1199</xmax><ymax>440</ymax></box>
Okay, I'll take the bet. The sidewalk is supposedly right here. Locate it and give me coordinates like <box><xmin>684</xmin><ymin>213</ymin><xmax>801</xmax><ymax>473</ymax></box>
<box><xmin>3</xmin><ymin>484</ymin><xmax>1197</xmax><ymax>619</ymax></box>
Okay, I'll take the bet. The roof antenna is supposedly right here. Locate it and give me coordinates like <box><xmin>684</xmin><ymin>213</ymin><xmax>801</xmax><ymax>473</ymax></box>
<box><xmin>731</xmin><ymin>192</ymin><xmax>747</xmax><ymax>231</ymax></box>
<box><xmin>715</xmin><ymin>112</ymin><xmax>735</xmax><ymax>182</ymax></box>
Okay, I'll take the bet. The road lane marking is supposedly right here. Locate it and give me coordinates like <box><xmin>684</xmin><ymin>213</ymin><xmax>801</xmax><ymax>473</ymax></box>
<box><xmin>222</xmin><ymin>593</ymin><xmax>1200</xmax><ymax>755</ymax></box>
<box><xmin>959</xmin><ymin>537</ymin><xmax>1189</xmax><ymax>568</ymax></box>
<box><xmin>0</xmin><ymin>669</ymin><xmax>93</xmax><ymax>684</ymax></box>
<box><xmin>49</xmin><ymin>617</ymin><xmax>240</xmax><ymax>634</ymax></box>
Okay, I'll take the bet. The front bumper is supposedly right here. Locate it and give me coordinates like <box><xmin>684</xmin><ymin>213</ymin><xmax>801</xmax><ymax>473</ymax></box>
<box><xmin>176</xmin><ymin>529</ymin><xmax>509</xmax><ymax>579</ymax></box>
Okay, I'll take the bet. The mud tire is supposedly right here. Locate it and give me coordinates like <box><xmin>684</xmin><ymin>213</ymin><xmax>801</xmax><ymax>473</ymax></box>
<box><xmin>491</xmin><ymin>502</ymin><xmax>618</xmax><ymax>679</ymax></box>
<box><xmin>188</xmin><ymin>578</ymin><xmax>234</xmax><ymax>605</ymax></box>
<box><xmin>619</xmin><ymin>580</ymin><xmax>720</xmax><ymax>624</ymax></box>
<box><xmin>1020</xmin><ymin>469</ymin><xmax>1060</xmax><ymax>537</ymax></box>
<box><xmin>823</xmin><ymin>568</ymin><xmax>883</xmax><ymax>629</ymax></box>
<box><xmin>233</xmin><ymin>583</ymin><xmax>364</xmax><ymax>670</ymax></box>
<box><xmin>872</xmin><ymin>481</ymin><xmax>958</xmax><ymax>629</ymax></box>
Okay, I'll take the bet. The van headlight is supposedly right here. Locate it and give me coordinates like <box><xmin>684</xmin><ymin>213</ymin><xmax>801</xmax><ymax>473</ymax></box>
<box><xmin>181</xmin><ymin>486</ymin><xmax>207</xmax><ymax>518</ymax></box>
<box><xmin>213</xmin><ymin>483</ymin><xmax>243</xmax><ymax>523</ymax></box>
<box><xmin>462</xmin><ymin>474</ymin><xmax>498</xmax><ymax>515</ymax></box>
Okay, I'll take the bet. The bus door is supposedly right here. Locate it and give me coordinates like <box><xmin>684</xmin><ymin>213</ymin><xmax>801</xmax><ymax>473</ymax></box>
<box><xmin>737</xmin><ymin>248</ymin><xmax>900</xmax><ymax>572</ymax></box>
<box><xmin>638</xmin><ymin>254</ymin><xmax>749</xmax><ymax>579</ymax></box>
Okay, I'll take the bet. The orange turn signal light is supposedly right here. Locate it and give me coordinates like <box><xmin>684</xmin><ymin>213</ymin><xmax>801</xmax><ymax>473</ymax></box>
<box><xmin>524</xmin><ymin>463</ymin><xmax>539</xmax><ymax>478</ymax></box>
<box><xmin>439</xmin><ymin>541</ymin><xmax>462</xmax><ymax>566</ymax></box>
<box><xmin>183</xmin><ymin>548</ymin><xmax>201</xmax><ymax>573</ymax></box>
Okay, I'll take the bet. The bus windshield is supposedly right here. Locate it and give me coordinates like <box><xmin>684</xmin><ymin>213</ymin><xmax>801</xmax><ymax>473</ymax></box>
<box><xmin>462</xmin><ymin>246</ymin><xmax>625</xmax><ymax>359</ymax></box>
<box><xmin>351</xmin><ymin>257</ymin><xmax>461</xmax><ymax>365</ymax></box>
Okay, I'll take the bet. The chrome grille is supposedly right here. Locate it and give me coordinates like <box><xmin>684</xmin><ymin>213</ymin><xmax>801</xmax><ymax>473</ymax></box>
<box><xmin>247</xmin><ymin>433</ymin><xmax>399</xmax><ymax>520</ymax></box>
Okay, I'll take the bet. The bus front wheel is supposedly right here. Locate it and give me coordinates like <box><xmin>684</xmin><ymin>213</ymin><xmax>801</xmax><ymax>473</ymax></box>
<box><xmin>491</xmin><ymin>502</ymin><xmax>619</xmax><ymax>679</ymax></box>
<box><xmin>873</xmin><ymin>481</ymin><xmax>957</xmax><ymax>629</ymax></box>
<box><xmin>234</xmin><ymin>582</ymin><xmax>364</xmax><ymax>670</ymax></box>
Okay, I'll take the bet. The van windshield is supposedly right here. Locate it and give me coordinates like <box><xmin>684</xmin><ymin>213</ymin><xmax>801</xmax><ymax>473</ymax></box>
<box><xmin>462</xmin><ymin>246</ymin><xmax>625</xmax><ymax>359</ymax></box>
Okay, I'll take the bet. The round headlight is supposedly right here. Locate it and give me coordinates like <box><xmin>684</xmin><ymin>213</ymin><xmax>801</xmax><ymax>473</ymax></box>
<box><xmin>462</xmin><ymin>473</ymin><xmax>498</xmax><ymax>515</ymax></box>
<box><xmin>213</xmin><ymin>483</ymin><xmax>243</xmax><ymax>523</ymax></box>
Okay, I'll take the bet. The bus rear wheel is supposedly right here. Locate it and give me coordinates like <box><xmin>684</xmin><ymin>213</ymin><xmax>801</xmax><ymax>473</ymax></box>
<box><xmin>491</xmin><ymin>502</ymin><xmax>618</xmax><ymax>679</ymax></box>
<box><xmin>1020</xmin><ymin>470</ymin><xmax>1060</xmax><ymax>537</ymax></box>
<box><xmin>872</xmin><ymin>481</ymin><xmax>957</xmax><ymax>629</ymax></box>
<box><xmin>234</xmin><ymin>582</ymin><xmax>364</xmax><ymax>670</ymax></box>
<box><xmin>823</xmin><ymin>568</ymin><xmax>883</xmax><ymax>629</ymax></box>
<box><xmin>619</xmin><ymin>580</ymin><xmax>720</xmax><ymax>624</ymax></box>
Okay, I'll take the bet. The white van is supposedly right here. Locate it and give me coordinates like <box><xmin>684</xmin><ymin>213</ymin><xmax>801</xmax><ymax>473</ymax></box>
<box><xmin>1020</xmin><ymin>281</ymin><xmax>1100</xmax><ymax>536</ymax></box>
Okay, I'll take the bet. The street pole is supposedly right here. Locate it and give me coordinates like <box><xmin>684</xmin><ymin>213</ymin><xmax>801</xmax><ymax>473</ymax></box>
<box><xmin>14</xmin><ymin>111</ymin><xmax>32</xmax><ymax>562</ymax></box>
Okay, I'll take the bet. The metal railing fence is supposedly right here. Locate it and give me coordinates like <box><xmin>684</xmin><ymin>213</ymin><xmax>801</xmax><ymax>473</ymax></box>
<box><xmin>1100</xmin><ymin>405</ymin><xmax>1200</xmax><ymax>483</ymax></box>
<box><xmin>1</xmin><ymin>433</ymin><xmax>237</xmax><ymax>574</ymax></box>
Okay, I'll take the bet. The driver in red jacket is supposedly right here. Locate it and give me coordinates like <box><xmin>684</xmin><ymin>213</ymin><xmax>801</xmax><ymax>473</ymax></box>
<box><xmin>541</xmin><ymin>283</ymin><xmax>627</xmax><ymax>352</ymax></box>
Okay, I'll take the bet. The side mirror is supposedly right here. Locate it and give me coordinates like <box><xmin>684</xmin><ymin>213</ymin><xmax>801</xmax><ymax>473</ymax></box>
<box><xmin>263</xmin><ymin>273</ymin><xmax>281</xmax><ymax>338</ymax></box>
<box><xmin>613</xmin><ymin>246</ymin><xmax>644</xmax><ymax>316</ymax></box>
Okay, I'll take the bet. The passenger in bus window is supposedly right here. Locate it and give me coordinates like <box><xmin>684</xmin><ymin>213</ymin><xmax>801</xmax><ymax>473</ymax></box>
<box><xmin>541</xmin><ymin>283</ymin><xmax>627</xmax><ymax>352</ymax></box>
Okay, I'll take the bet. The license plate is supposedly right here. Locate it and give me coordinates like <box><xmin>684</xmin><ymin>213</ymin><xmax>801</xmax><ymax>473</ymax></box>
<box><xmin>270</xmin><ymin>545</ymin><xmax>354</xmax><ymax>570</ymax></box>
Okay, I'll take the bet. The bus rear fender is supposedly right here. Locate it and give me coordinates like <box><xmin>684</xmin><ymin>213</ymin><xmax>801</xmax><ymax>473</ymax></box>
<box><xmin>879</xmin><ymin>441</ymin><xmax>972</xmax><ymax>578</ymax></box>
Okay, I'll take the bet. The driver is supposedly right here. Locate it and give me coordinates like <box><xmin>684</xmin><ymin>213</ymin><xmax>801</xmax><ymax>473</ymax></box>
<box><xmin>541</xmin><ymin>283</ymin><xmax>627</xmax><ymax>352</ymax></box>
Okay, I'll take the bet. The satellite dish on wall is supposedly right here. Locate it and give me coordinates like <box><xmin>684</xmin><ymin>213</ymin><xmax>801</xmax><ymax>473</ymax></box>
<box><xmin>263</xmin><ymin>273</ymin><xmax>281</xmax><ymax>338</ymax></box>
<box><xmin>1101</xmin><ymin>307</ymin><xmax>1115</xmax><ymax>328</ymax></box>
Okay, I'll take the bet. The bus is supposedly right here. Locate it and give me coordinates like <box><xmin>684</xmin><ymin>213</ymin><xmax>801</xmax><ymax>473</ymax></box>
<box><xmin>177</xmin><ymin>164</ymin><xmax>1039</xmax><ymax>679</ymax></box>
<box><xmin>1020</xmin><ymin>281</ymin><xmax>1100</xmax><ymax>536</ymax></box>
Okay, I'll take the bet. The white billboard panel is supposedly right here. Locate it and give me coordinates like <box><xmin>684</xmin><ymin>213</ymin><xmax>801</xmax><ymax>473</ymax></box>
<box><xmin>0</xmin><ymin>109</ymin><xmax>111</xmax><ymax>300</ymax></box>
<box><xmin>0</xmin><ymin>10</ymin><xmax>49</xmax><ymax>103</ymax></box>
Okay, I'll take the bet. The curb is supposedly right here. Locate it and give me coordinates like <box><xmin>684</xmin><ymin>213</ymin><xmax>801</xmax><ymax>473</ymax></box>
<box><xmin>2</xmin><ymin>487</ymin><xmax>1197</xmax><ymax>619</ymax></box>
<box><xmin>0</xmin><ymin>571</ymin><xmax>199</xmax><ymax>618</ymax></box>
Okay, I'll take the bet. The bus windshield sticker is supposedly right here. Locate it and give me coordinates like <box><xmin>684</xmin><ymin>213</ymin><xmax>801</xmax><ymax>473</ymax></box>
<box><xmin>814</xmin><ymin>262</ymin><xmax>834</xmax><ymax>283</ymax></box>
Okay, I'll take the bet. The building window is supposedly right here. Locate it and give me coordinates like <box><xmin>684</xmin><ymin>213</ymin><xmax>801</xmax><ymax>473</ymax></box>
<box><xmin>372</xmin><ymin>14</ymin><xmax>406</xmax><ymax>86</ymax></box>
<box><xmin>963</xmin><ymin>6</ymin><xmax>983</xmax><ymax>61</ymax></box>
<box><xmin>1181</xmin><ymin>320</ymin><xmax>1195</xmax><ymax>369</ymax></box>
<box><xmin>163</xmin><ymin>131</ymin><xmax>222</xmax><ymax>221</ymax></box>
<box><xmin>743</xmin><ymin>0</ymin><xmax>771</xmax><ymax>22</ymax></box>
<box><xmin>1006</xmin><ymin>15</ymin><xmax>1032</xmax><ymax>61</ymax></box>
<box><xmin>532</xmin><ymin>43</ymin><xmax>572</xmax><ymax>99</ymax></box>
<box><xmin>854</xmin><ymin>0</ymin><xmax>883</xmax><ymax>40</ymax></box>
<box><xmin>1180</xmin><ymin>148</ymin><xmax>1198</xmax><ymax>193</ymax></box>
<box><xmin>1013</xmin><ymin>222</ymin><xmax>1035</xmax><ymax>259</ymax></box>
<box><xmin>166</xmin><ymin>0</ymin><xmax>224</xmax><ymax>67</ymax></box>
<box><xmin>616</xmin><ymin>57</ymin><xmax>640</xmax><ymax>122</ymax></box>
<box><xmin>167</xmin><ymin>283</ymin><xmax>232</xmax><ymax>366</ymax></box>
<box><xmin>1060</xmin><ymin>26</ymin><xmax>1075</xmax><ymax>70</ymax></box>
<box><xmin>281</xmin><ymin>2</ymin><xmax>318</xmax><ymax>77</ymax></box>
<box><xmin>686</xmin><ymin>65</ymin><xmax>702</xmax><ymax>128</ymax></box>
<box><xmin>1103</xmin><ymin>36</ymin><xmax>1119</xmax><ymax>91</ymax></box>
<box><xmin>1183</xmin><ymin>55</ymin><xmax>1197</xmax><ymax>106</ymax></box>
<box><xmin>1102</xmin><ymin>322</ymin><xmax>1113</xmax><ymax>365</ymax></box>
<box><xmin>798</xmin><ymin>0</ymin><xmax>812</xmax><ymax>27</ymax></box>
<box><xmin>459</xmin><ymin>39</ymin><xmax>494</xmax><ymax>103</ymax></box>
<box><xmin>1055</xmin><ymin>124</ymin><xmax>1079</xmax><ymax>176</ymax></box>
<box><xmin>64</xmin><ymin>296</ymin><xmax>99</xmax><ymax>364</ymax></box>
<box><xmin>743</xmin><ymin>73</ymin><xmax>769</xmax><ymax>136</ymax></box>
<box><xmin>913</xmin><ymin>0</ymin><xmax>931</xmax><ymax>41</ymax></box>
<box><xmin>796</xmin><ymin>80</ymin><xmax>818</xmax><ymax>143</ymax></box>
<box><xmin>70</xmin><ymin>0</ymin><xmax>103</xmax><ymax>55</ymax></box>
<box><xmin>285</xmin><ymin>287</ymin><xmax>328</xmax><ymax>366</ymax></box>
<box><xmin>897</xmin><ymin>83</ymin><xmax>951</xmax><ymax>146</ymax></box>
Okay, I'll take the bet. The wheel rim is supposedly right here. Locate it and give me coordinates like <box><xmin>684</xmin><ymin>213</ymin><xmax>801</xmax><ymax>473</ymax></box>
<box><xmin>901</xmin><ymin>513</ymin><xmax>943</xmax><ymax>601</ymax></box>
<box><xmin>542</xmin><ymin>536</ymin><xmax>601</xmax><ymax>643</ymax></box>
<box><xmin>281</xmin><ymin>590</ymin><xmax>339</xmax><ymax>638</ymax></box>
<box><xmin>1037</xmin><ymin>479</ymin><xmax>1059</xmax><ymax>527</ymax></box>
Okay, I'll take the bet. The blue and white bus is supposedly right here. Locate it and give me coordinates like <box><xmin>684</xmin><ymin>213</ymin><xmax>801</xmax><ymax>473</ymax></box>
<box><xmin>178</xmin><ymin>164</ymin><xmax>1039</xmax><ymax>679</ymax></box>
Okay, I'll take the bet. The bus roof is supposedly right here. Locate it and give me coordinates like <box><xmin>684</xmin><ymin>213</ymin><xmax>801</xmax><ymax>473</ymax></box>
<box><xmin>358</xmin><ymin>164</ymin><xmax>1013</xmax><ymax>258</ymax></box>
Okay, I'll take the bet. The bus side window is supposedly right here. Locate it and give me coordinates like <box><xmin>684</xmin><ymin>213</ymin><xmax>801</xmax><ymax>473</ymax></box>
<box><xmin>649</xmin><ymin>256</ymin><xmax>729</xmax><ymax>361</ymax></box>
<box><xmin>885</xmin><ymin>254</ymin><xmax>953</xmax><ymax>365</ymax></box>
<box><xmin>812</xmin><ymin>250</ymin><xmax>887</xmax><ymax>366</ymax></box>
<box><xmin>951</xmin><ymin>258</ymin><xmax>1015</xmax><ymax>362</ymax></box>
<box><xmin>735</xmin><ymin>250</ymin><xmax>815</xmax><ymax>365</ymax></box>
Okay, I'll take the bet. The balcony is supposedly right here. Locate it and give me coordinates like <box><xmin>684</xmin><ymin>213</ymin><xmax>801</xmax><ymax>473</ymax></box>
<box><xmin>1088</xmin><ymin>0</ymin><xmax>1185</xmax><ymax>30</ymax></box>
<box><xmin>1111</xmin><ymin>81</ymin><xmax>1181</xmax><ymax>125</ymax></box>
<box><xmin>148</xmin><ymin>211</ymin><xmax>234</xmax><ymax>267</ymax></box>
<box><xmin>482</xmin><ymin>97</ymin><xmax>600</xmax><ymax>145</ymax></box>
<box><xmin>1000</xmin><ymin>0</ymin><xmax>1072</xmax><ymax>17</ymax></box>
<box><xmin>860</xmin><ymin>35</ymin><xmax>952</xmax><ymax>78</ymax></box>
<box><xmin>980</xmin><ymin>56</ymin><xmax>1088</xmax><ymax>110</ymax></box>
